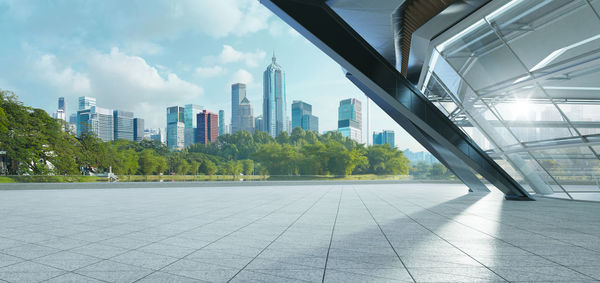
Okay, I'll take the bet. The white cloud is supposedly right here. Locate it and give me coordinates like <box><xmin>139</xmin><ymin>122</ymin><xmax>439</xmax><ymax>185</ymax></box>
<box><xmin>230</xmin><ymin>69</ymin><xmax>254</xmax><ymax>85</ymax></box>
<box><xmin>34</xmin><ymin>54</ymin><xmax>91</xmax><ymax>94</ymax></box>
<box><xmin>218</xmin><ymin>45</ymin><xmax>266</xmax><ymax>67</ymax></box>
<box><xmin>195</xmin><ymin>66</ymin><xmax>224</xmax><ymax>78</ymax></box>
<box><xmin>86</xmin><ymin>48</ymin><xmax>203</xmax><ymax>127</ymax></box>
<box><xmin>34</xmin><ymin>48</ymin><xmax>203</xmax><ymax>128</ymax></box>
<box><xmin>113</xmin><ymin>0</ymin><xmax>272</xmax><ymax>40</ymax></box>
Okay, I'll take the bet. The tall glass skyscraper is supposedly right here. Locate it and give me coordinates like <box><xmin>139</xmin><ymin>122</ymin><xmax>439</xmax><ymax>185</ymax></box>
<box><xmin>231</xmin><ymin>83</ymin><xmax>246</xmax><ymax>133</ymax></box>
<box><xmin>263</xmin><ymin>53</ymin><xmax>288</xmax><ymax>137</ymax></box>
<box><xmin>292</xmin><ymin>100</ymin><xmax>319</xmax><ymax>132</ymax></box>
<box><xmin>184</xmin><ymin>104</ymin><xmax>203</xmax><ymax>147</ymax></box>
<box><xmin>113</xmin><ymin>110</ymin><xmax>134</xmax><ymax>141</ymax></box>
<box><xmin>337</xmin><ymin>98</ymin><xmax>362</xmax><ymax>143</ymax></box>
<box><xmin>218</xmin><ymin>110</ymin><xmax>225</xmax><ymax>136</ymax></box>
<box><xmin>166</xmin><ymin>106</ymin><xmax>185</xmax><ymax>150</ymax></box>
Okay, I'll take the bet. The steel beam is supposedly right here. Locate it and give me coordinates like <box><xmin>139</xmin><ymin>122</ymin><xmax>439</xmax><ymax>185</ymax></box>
<box><xmin>261</xmin><ymin>0</ymin><xmax>533</xmax><ymax>200</ymax></box>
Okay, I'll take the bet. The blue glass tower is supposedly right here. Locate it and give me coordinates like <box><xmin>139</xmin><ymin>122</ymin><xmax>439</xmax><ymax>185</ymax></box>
<box><xmin>263</xmin><ymin>53</ymin><xmax>288</xmax><ymax>137</ymax></box>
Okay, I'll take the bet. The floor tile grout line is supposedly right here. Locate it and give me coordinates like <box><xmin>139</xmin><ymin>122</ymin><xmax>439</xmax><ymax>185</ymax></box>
<box><xmin>321</xmin><ymin>187</ymin><xmax>343</xmax><ymax>283</ymax></box>
<box><xmin>0</xmin><ymin>197</ymin><xmax>270</xmax><ymax>273</ymax></box>
<box><xmin>398</xmin><ymin>196</ymin><xmax>600</xmax><ymax>281</ymax></box>
<box><xmin>226</xmin><ymin>189</ymin><xmax>333</xmax><ymax>283</ymax></box>
<box><xmin>1</xmin><ymin>195</ymin><xmax>284</xmax><ymax>283</ymax></box>
<box><xmin>353</xmin><ymin>187</ymin><xmax>417</xmax><ymax>283</ymax></box>
<box><xmin>134</xmin><ymin>190</ymin><xmax>324</xmax><ymax>282</ymax></box>
<box><xmin>369</xmin><ymin>190</ymin><xmax>511</xmax><ymax>283</ymax></box>
<box><xmin>405</xmin><ymin>195</ymin><xmax>600</xmax><ymax>255</ymax></box>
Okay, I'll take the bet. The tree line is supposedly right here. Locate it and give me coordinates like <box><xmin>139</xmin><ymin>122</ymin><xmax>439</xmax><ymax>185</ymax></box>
<box><xmin>1</xmin><ymin>90</ymin><xmax>452</xmax><ymax>178</ymax></box>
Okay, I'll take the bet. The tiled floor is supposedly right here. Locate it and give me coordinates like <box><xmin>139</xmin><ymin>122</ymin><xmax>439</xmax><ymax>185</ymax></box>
<box><xmin>1</xmin><ymin>183</ymin><xmax>600</xmax><ymax>282</ymax></box>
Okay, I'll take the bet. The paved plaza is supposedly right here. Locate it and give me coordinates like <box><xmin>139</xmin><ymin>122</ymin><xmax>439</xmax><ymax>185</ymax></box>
<box><xmin>1</xmin><ymin>182</ymin><xmax>600</xmax><ymax>282</ymax></box>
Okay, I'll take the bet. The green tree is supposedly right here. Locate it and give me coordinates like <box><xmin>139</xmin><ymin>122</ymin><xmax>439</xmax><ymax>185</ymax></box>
<box><xmin>241</xmin><ymin>159</ymin><xmax>254</xmax><ymax>175</ymax></box>
<box><xmin>138</xmin><ymin>149</ymin><xmax>159</xmax><ymax>175</ymax></box>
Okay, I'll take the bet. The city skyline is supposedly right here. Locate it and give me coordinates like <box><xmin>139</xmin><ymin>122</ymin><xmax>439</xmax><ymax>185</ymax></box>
<box><xmin>0</xmin><ymin>0</ymin><xmax>424</xmax><ymax>151</ymax></box>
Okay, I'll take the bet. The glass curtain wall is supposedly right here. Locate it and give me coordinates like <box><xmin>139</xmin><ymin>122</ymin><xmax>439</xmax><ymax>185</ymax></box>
<box><xmin>420</xmin><ymin>0</ymin><xmax>600</xmax><ymax>200</ymax></box>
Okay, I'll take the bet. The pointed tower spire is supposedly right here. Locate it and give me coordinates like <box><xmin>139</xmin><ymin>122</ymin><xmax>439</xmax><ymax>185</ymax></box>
<box><xmin>272</xmin><ymin>50</ymin><xmax>276</xmax><ymax>64</ymax></box>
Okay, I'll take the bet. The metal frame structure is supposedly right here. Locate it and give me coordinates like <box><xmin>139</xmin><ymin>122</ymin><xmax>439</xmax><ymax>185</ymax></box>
<box><xmin>261</xmin><ymin>0</ymin><xmax>534</xmax><ymax>200</ymax></box>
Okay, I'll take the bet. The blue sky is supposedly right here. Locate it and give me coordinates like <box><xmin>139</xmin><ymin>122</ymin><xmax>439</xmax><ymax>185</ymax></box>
<box><xmin>0</xmin><ymin>0</ymin><xmax>424</xmax><ymax>151</ymax></box>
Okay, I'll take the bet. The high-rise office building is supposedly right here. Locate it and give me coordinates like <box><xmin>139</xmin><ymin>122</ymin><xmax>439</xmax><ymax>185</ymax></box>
<box><xmin>218</xmin><ymin>110</ymin><xmax>225</xmax><ymax>136</ymax></box>
<box><xmin>166</xmin><ymin>106</ymin><xmax>185</xmax><ymax>150</ymax></box>
<box><xmin>291</xmin><ymin>100</ymin><xmax>319</xmax><ymax>132</ymax></box>
<box><xmin>373</xmin><ymin>130</ymin><xmax>395</xmax><ymax>148</ymax></box>
<box><xmin>77</xmin><ymin>106</ymin><xmax>114</xmax><ymax>142</ymax></box>
<box><xmin>231</xmin><ymin>83</ymin><xmax>246</xmax><ymax>133</ymax></box>
<box><xmin>254</xmin><ymin>115</ymin><xmax>263</xmax><ymax>132</ymax></box>
<box><xmin>133</xmin><ymin>118</ymin><xmax>144</xmax><ymax>142</ymax></box>
<box><xmin>239</xmin><ymin>97</ymin><xmax>254</xmax><ymax>133</ymax></box>
<box><xmin>263</xmin><ymin>53</ymin><xmax>288</xmax><ymax>137</ymax></box>
<box><xmin>337</xmin><ymin>98</ymin><xmax>362</xmax><ymax>143</ymax></box>
<box><xmin>196</xmin><ymin>110</ymin><xmax>218</xmax><ymax>144</ymax></box>
<box><xmin>78</xmin><ymin>96</ymin><xmax>96</xmax><ymax>110</ymax></box>
<box><xmin>53</xmin><ymin>97</ymin><xmax>67</xmax><ymax>121</ymax></box>
<box><xmin>184</xmin><ymin>104</ymin><xmax>203</xmax><ymax>147</ymax></box>
<box><xmin>113</xmin><ymin>110</ymin><xmax>134</xmax><ymax>141</ymax></box>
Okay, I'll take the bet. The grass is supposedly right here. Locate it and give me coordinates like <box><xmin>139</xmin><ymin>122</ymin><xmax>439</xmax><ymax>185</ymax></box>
<box><xmin>0</xmin><ymin>174</ymin><xmax>412</xmax><ymax>183</ymax></box>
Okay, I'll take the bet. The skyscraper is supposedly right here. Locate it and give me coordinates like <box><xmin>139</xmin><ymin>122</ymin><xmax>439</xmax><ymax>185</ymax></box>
<box><xmin>231</xmin><ymin>83</ymin><xmax>246</xmax><ymax>133</ymax></box>
<box><xmin>196</xmin><ymin>110</ymin><xmax>218</xmax><ymax>144</ymax></box>
<box><xmin>254</xmin><ymin>115</ymin><xmax>263</xmax><ymax>132</ymax></box>
<box><xmin>263</xmin><ymin>53</ymin><xmax>288</xmax><ymax>137</ymax></box>
<box><xmin>78</xmin><ymin>96</ymin><xmax>96</xmax><ymax>110</ymax></box>
<box><xmin>218</xmin><ymin>110</ymin><xmax>225</xmax><ymax>136</ymax></box>
<box><xmin>291</xmin><ymin>100</ymin><xmax>319</xmax><ymax>132</ymax></box>
<box><xmin>133</xmin><ymin>118</ymin><xmax>144</xmax><ymax>142</ymax></box>
<box><xmin>239</xmin><ymin>97</ymin><xmax>254</xmax><ymax>133</ymax></box>
<box><xmin>113</xmin><ymin>110</ymin><xmax>134</xmax><ymax>141</ymax></box>
<box><xmin>53</xmin><ymin>97</ymin><xmax>67</xmax><ymax>121</ymax></box>
<box><xmin>166</xmin><ymin>106</ymin><xmax>185</xmax><ymax>150</ymax></box>
<box><xmin>184</xmin><ymin>104</ymin><xmax>203</xmax><ymax>147</ymax></box>
<box><xmin>373</xmin><ymin>130</ymin><xmax>395</xmax><ymax>148</ymax></box>
<box><xmin>337</xmin><ymin>98</ymin><xmax>362</xmax><ymax>143</ymax></box>
<box><xmin>77</xmin><ymin>106</ymin><xmax>114</xmax><ymax>142</ymax></box>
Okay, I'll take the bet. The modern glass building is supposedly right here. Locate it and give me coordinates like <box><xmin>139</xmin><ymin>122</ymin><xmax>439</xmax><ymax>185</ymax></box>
<box><xmin>292</xmin><ymin>100</ymin><xmax>319</xmax><ymax>132</ymax></box>
<box><xmin>113</xmin><ymin>110</ymin><xmax>134</xmax><ymax>141</ymax></box>
<box><xmin>254</xmin><ymin>115</ymin><xmax>264</xmax><ymax>132</ymax></box>
<box><xmin>196</xmin><ymin>110</ymin><xmax>219</xmax><ymax>144</ymax></box>
<box><xmin>231</xmin><ymin>83</ymin><xmax>246</xmax><ymax>134</ymax></box>
<box><xmin>263</xmin><ymin>0</ymin><xmax>600</xmax><ymax>200</ymax></box>
<box><xmin>239</xmin><ymin>97</ymin><xmax>254</xmax><ymax>133</ymax></box>
<box><xmin>77</xmin><ymin>106</ymin><xmax>114</xmax><ymax>142</ymax></box>
<box><xmin>337</xmin><ymin>98</ymin><xmax>362</xmax><ymax>143</ymax></box>
<box><xmin>133</xmin><ymin>118</ymin><xmax>144</xmax><ymax>142</ymax></box>
<box><xmin>184</xmin><ymin>104</ymin><xmax>203</xmax><ymax>147</ymax></box>
<box><xmin>78</xmin><ymin>96</ymin><xmax>96</xmax><ymax>111</ymax></box>
<box><xmin>373</xmin><ymin>130</ymin><xmax>395</xmax><ymax>148</ymax></box>
<box><xmin>166</xmin><ymin>106</ymin><xmax>185</xmax><ymax>150</ymax></box>
<box><xmin>263</xmin><ymin>54</ymin><xmax>289</xmax><ymax>137</ymax></box>
<box><xmin>218</xmin><ymin>110</ymin><xmax>225</xmax><ymax>136</ymax></box>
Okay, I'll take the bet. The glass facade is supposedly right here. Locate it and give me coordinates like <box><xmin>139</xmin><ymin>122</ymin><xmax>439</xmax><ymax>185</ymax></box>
<box><xmin>231</xmin><ymin>83</ymin><xmax>246</xmax><ymax>133</ymax></box>
<box><xmin>420</xmin><ymin>0</ymin><xmax>600</xmax><ymax>200</ymax></box>
<box><xmin>337</xmin><ymin>98</ymin><xmax>362</xmax><ymax>143</ymax></box>
<box><xmin>263</xmin><ymin>54</ymin><xmax>288</xmax><ymax>137</ymax></box>
<box><xmin>373</xmin><ymin>130</ymin><xmax>395</xmax><ymax>148</ymax></box>
<box><xmin>292</xmin><ymin>100</ymin><xmax>319</xmax><ymax>132</ymax></box>
<box><xmin>184</xmin><ymin>104</ymin><xmax>203</xmax><ymax>147</ymax></box>
<box><xmin>113</xmin><ymin>110</ymin><xmax>134</xmax><ymax>141</ymax></box>
<box><xmin>166</xmin><ymin>106</ymin><xmax>185</xmax><ymax>150</ymax></box>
